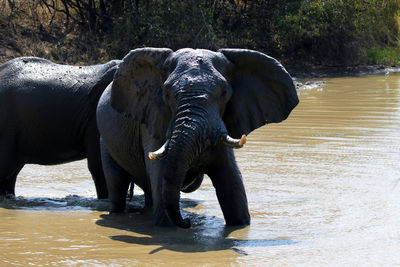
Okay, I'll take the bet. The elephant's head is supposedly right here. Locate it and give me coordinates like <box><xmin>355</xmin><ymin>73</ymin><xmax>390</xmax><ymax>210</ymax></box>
<box><xmin>111</xmin><ymin>48</ymin><xmax>298</xmax><ymax>228</ymax></box>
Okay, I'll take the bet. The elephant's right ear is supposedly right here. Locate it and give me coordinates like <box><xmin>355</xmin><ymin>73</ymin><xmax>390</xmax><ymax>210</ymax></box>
<box><xmin>111</xmin><ymin>47</ymin><xmax>173</xmax><ymax>139</ymax></box>
<box><xmin>219</xmin><ymin>49</ymin><xmax>298</xmax><ymax>138</ymax></box>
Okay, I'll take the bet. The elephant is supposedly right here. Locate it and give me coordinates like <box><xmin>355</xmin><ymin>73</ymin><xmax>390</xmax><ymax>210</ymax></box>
<box><xmin>0</xmin><ymin>57</ymin><xmax>120</xmax><ymax>199</ymax></box>
<box><xmin>97</xmin><ymin>47</ymin><xmax>298</xmax><ymax>228</ymax></box>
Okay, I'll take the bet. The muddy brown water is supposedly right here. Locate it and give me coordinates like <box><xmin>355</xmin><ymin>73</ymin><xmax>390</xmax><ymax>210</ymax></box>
<box><xmin>1</xmin><ymin>74</ymin><xmax>400</xmax><ymax>266</ymax></box>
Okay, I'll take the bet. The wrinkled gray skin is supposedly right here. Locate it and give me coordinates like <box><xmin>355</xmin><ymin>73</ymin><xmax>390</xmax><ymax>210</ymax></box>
<box><xmin>97</xmin><ymin>48</ymin><xmax>298</xmax><ymax>228</ymax></box>
<box><xmin>0</xmin><ymin>57</ymin><xmax>120</xmax><ymax>199</ymax></box>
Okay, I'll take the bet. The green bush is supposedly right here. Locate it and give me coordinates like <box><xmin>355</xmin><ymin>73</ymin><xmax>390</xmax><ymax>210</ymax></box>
<box><xmin>367</xmin><ymin>47</ymin><xmax>400</xmax><ymax>65</ymax></box>
<box><xmin>275</xmin><ymin>0</ymin><xmax>400</xmax><ymax>65</ymax></box>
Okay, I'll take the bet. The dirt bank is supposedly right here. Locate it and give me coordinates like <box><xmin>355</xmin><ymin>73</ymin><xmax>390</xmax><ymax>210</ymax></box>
<box><xmin>288</xmin><ymin>64</ymin><xmax>400</xmax><ymax>79</ymax></box>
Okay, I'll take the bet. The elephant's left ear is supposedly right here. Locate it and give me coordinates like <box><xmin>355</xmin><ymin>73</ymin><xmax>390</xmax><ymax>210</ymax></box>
<box><xmin>219</xmin><ymin>49</ymin><xmax>299</xmax><ymax>138</ymax></box>
<box><xmin>110</xmin><ymin>48</ymin><xmax>173</xmax><ymax>139</ymax></box>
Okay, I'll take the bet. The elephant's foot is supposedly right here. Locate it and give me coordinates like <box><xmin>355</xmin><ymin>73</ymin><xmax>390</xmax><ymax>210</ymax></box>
<box><xmin>109</xmin><ymin>204</ymin><xmax>126</xmax><ymax>214</ymax></box>
<box><xmin>0</xmin><ymin>192</ymin><xmax>16</xmax><ymax>201</ymax></box>
<box><xmin>0</xmin><ymin>183</ymin><xmax>16</xmax><ymax>200</ymax></box>
<box><xmin>225</xmin><ymin>216</ymin><xmax>250</xmax><ymax>227</ymax></box>
<box><xmin>95</xmin><ymin>187</ymin><xmax>109</xmax><ymax>199</ymax></box>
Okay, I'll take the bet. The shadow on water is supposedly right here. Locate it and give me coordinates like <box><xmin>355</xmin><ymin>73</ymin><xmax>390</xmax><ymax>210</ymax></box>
<box><xmin>96</xmin><ymin>199</ymin><xmax>298</xmax><ymax>255</ymax></box>
<box><xmin>0</xmin><ymin>194</ymin><xmax>298</xmax><ymax>254</ymax></box>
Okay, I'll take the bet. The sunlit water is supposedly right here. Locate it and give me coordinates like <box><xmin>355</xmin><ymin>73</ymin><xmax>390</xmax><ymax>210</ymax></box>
<box><xmin>1</xmin><ymin>74</ymin><xmax>400</xmax><ymax>266</ymax></box>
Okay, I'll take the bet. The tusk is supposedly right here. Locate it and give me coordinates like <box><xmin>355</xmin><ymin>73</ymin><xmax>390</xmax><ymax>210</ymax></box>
<box><xmin>222</xmin><ymin>134</ymin><xmax>247</xmax><ymax>149</ymax></box>
<box><xmin>148</xmin><ymin>140</ymin><xmax>169</xmax><ymax>160</ymax></box>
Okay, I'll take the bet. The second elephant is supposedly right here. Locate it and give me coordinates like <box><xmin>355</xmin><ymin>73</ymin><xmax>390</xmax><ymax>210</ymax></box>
<box><xmin>0</xmin><ymin>57</ymin><xmax>120</xmax><ymax>199</ymax></box>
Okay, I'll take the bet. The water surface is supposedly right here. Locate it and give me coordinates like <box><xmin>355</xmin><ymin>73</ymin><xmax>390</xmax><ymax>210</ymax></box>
<box><xmin>1</xmin><ymin>74</ymin><xmax>400</xmax><ymax>266</ymax></box>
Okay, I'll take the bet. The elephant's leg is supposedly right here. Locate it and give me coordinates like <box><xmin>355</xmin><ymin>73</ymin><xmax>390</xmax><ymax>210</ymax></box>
<box><xmin>100</xmin><ymin>140</ymin><xmax>130</xmax><ymax>213</ymax></box>
<box><xmin>128</xmin><ymin>181</ymin><xmax>134</xmax><ymax>200</ymax></box>
<box><xmin>0</xmin><ymin>134</ymin><xmax>22</xmax><ymax>197</ymax></box>
<box><xmin>85</xmin><ymin>123</ymin><xmax>108</xmax><ymax>199</ymax></box>
<box><xmin>144</xmin><ymin>193</ymin><xmax>153</xmax><ymax>209</ymax></box>
<box><xmin>207</xmin><ymin>146</ymin><xmax>250</xmax><ymax>226</ymax></box>
<box><xmin>0</xmin><ymin>164</ymin><xmax>24</xmax><ymax>198</ymax></box>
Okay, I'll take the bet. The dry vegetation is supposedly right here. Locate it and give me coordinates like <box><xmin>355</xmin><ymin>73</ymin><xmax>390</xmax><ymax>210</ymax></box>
<box><xmin>0</xmin><ymin>0</ymin><xmax>109</xmax><ymax>64</ymax></box>
<box><xmin>1</xmin><ymin>0</ymin><xmax>399</xmax><ymax>66</ymax></box>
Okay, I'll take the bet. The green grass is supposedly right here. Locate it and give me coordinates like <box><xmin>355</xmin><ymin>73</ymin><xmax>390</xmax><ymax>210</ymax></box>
<box><xmin>367</xmin><ymin>47</ymin><xmax>400</xmax><ymax>65</ymax></box>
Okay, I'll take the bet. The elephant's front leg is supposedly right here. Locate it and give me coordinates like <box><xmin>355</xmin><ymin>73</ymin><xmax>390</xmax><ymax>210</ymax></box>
<box><xmin>207</xmin><ymin>146</ymin><xmax>250</xmax><ymax>226</ymax></box>
<box><xmin>100</xmin><ymin>140</ymin><xmax>131</xmax><ymax>213</ymax></box>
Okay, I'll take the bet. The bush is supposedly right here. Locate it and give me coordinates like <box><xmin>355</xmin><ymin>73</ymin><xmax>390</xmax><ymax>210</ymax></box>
<box><xmin>367</xmin><ymin>47</ymin><xmax>400</xmax><ymax>65</ymax></box>
<box><xmin>1</xmin><ymin>0</ymin><xmax>399</xmax><ymax>66</ymax></box>
<box><xmin>274</xmin><ymin>0</ymin><xmax>400</xmax><ymax>65</ymax></box>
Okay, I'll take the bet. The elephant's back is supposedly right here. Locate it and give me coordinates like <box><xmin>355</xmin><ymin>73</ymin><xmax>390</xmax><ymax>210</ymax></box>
<box><xmin>0</xmin><ymin>57</ymin><xmax>106</xmax><ymax>116</ymax></box>
<box><xmin>0</xmin><ymin>57</ymin><xmax>119</xmax><ymax>113</ymax></box>
<box><xmin>0</xmin><ymin>58</ymin><xmax>98</xmax><ymax>163</ymax></box>
<box><xmin>2</xmin><ymin>58</ymin><xmax>90</xmax><ymax>124</ymax></box>
<box><xmin>1</xmin><ymin>57</ymin><xmax>98</xmax><ymax>89</ymax></box>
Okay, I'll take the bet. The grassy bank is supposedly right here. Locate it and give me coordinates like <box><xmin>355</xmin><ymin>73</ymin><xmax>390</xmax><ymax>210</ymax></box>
<box><xmin>1</xmin><ymin>0</ymin><xmax>399</xmax><ymax>67</ymax></box>
<box><xmin>367</xmin><ymin>47</ymin><xmax>400</xmax><ymax>66</ymax></box>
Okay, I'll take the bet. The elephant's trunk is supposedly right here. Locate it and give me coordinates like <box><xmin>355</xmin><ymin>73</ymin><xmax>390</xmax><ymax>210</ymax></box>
<box><xmin>161</xmin><ymin>99</ymin><xmax>217</xmax><ymax>228</ymax></box>
<box><xmin>159</xmin><ymin>97</ymin><xmax>246</xmax><ymax>228</ymax></box>
<box><xmin>162</xmin><ymin>111</ymin><xmax>203</xmax><ymax>227</ymax></box>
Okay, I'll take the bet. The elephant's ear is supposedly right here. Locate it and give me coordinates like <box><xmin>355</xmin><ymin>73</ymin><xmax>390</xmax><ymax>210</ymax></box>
<box><xmin>219</xmin><ymin>49</ymin><xmax>299</xmax><ymax>138</ymax></box>
<box><xmin>111</xmin><ymin>47</ymin><xmax>173</xmax><ymax>139</ymax></box>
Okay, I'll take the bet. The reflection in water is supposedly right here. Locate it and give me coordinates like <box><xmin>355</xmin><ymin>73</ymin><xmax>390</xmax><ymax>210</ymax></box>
<box><xmin>1</xmin><ymin>74</ymin><xmax>400</xmax><ymax>265</ymax></box>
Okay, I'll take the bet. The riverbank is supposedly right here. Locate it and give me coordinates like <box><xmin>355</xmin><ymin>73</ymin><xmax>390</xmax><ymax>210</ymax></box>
<box><xmin>288</xmin><ymin>64</ymin><xmax>400</xmax><ymax>79</ymax></box>
<box><xmin>1</xmin><ymin>42</ymin><xmax>397</xmax><ymax>81</ymax></box>
<box><xmin>1</xmin><ymin>1</ymin><xmax>399</xmax><ymax>69</ymax></box>
<box><xmin>289</xmin><ymin>64</ymin><xmax>400</xmax><ymax>90</ymax></box>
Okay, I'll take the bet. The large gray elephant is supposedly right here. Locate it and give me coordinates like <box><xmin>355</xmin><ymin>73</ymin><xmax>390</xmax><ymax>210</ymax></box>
<box><xmin>97</xmin><ymin>48</ymin><xmax>298</xmax><ymax>228</ymax></box>
<box><xmin>0</xmin><ymin>57</ymin><xmax>120</xmax><ymax>199</ymax></box>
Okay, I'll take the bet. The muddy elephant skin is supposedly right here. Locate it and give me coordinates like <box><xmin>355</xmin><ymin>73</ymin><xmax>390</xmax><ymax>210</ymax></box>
<box><xmin>0</xmin><ymin>57</ymin><xmax>120</xmax><ymax>199</ymax></box>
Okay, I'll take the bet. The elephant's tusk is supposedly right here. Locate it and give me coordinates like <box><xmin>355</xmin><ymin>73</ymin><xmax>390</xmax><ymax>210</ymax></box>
<box><xmin>222</xmin><ymin>134</ymin><xmax>247</xmax><ymax>149</ymax></box>
<box><xmin>148</xmin><ymin>140</ymin><xmax>169</xmax><ymax>160</ymax></box>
